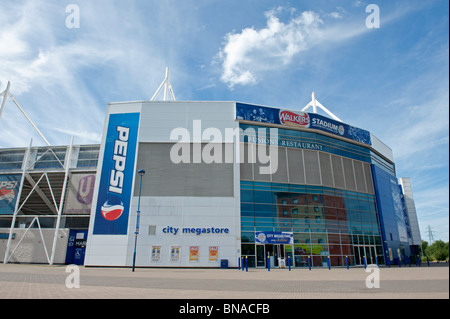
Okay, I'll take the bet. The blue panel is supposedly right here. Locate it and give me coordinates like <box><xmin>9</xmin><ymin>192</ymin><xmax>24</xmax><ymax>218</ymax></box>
<box><xmin>0</xmin><ymin>174</ymin><xmax>21</xmax><ymax>215</ymax></box>
<box><xmin>65</xmin><ymin>230</ymin><xmax>88</xmax><ymax>265</ymax></box>
<box><xmin>236</xmin><ymin>103</ymin><xmax>371</xmax><ymax>145</ymax></box>
<box><xmin>371</xmin><ymin>165</ymin><xmax>411</xmax><ymax>262</ymax></box>
<box><xmin>93</xmin><ymin>113</ymin><xmax>140</xmax><ymax>235</ymax></box>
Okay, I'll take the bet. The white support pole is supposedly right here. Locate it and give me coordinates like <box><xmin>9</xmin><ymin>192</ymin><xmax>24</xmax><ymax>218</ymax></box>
<box><xmin>150</xmin><ymin>80</ymin><xmax>165</xmax><ymax>101</ymax></box>
<box><xmin>301</xmin><ymin>91</ymin><xmax>342</xmax><ymax>122</ymax></box>
<box><xmin>150</xmin><ymin>67</ymin><xmax>176</xmax><ymax>101</ymax></box>
<box><xmin>4</xmin><ymin>139</ymin><xmax>33</xmax><ymax>264</ymax></box>
<box><xmin>35</xmin><ymin>217</ymin><xmax>51</xmax><ymax>264</ymax></box>
<box><xmin>312</xmin><ymin>91</ymin><xmax>318</xmax><ymax>114</ymax></box>
<box><xmin>8</xmin><ymin>93</ymin><xmax>51</xmax><ymax>146</ymax></box>
<box><xmin>0</xmin><ymin>81</ymin><xmax>11</xmax><ymax>120</ymax></box>
<box><xmin>49</xmin><ymin>137</ymin><xmax>73</xmax><ymax>265</ymax></box>
<box><xmin>163</xmin><ymin>67</ymin><xmax>170</xmax><ymax>101</ymax></box>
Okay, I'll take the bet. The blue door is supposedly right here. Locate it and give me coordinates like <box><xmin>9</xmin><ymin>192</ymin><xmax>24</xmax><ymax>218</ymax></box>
<box><xmin>65</xmin><ymin>230</ymin><xmax>88</xmax><ymax>265</ymax></box>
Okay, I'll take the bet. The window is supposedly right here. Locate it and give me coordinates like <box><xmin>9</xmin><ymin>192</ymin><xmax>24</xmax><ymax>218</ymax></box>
<box><xmin>292</xmin><ymin>208</ymin><xmax>298</xmax><ymax>215</ymax></box>
<box><xmin>293</xmin><ymin>198</ymin><xmax>298</xmax><ymax>204</ymax></box>
<box><xmin>34</xmin><ymin>148</ymin><xmax>66</xmax><ymax>169</ymax></box>
<box><xmin>77</xmin><ymin>146</ymin><xmax>100</xmax><ymax>168</ymax></box>
<box><xmin>0</xmin><ymin>150</ymin><xmax>25</xmax><ymax>170</ymax></box>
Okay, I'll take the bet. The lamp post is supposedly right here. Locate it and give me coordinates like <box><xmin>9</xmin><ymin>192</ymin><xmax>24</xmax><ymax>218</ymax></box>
<box><xmin>132</xmin><ymin>169</ymin><xmax>145</xmax><ymax>272</ymax></box>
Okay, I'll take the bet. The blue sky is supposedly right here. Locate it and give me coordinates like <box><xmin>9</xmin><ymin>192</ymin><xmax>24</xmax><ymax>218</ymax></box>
<box><xmin>0</xmin><ymin>0</ymin><xmax>448</xmax><ymax>241</ymax></box>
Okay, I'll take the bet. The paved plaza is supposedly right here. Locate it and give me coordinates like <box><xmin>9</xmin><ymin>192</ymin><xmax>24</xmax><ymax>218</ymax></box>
<box><xmin>0</xmin><ymin>263</ymin><xmax>448</xmax><ymax>299</ymax></box>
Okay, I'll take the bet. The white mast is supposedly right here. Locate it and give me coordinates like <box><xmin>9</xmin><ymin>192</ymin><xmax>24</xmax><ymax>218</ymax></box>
<box><xmin>150</xmin><ymin>67</ymin><xmax>176</xmax><ymax>101</ymax></box>
<box><xmin>1</xmin><ymin>81</ymin><xmax>51</xmax><ymax>146</ymax></box>
<box><xmin>302</xmin><ymin>91</ymin><xmax>342</xmax><ymax>122</ymax></box>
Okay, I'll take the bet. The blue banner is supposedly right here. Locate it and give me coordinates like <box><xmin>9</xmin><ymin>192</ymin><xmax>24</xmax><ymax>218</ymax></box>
<box><xmin>236</xmin><ymin>103</ymin><xmax>371</xmax><ymax>145</ymax></box>
<box><xmin>0</xmin><ymin>174</ymin><xmax>21</xmax><ymax>215</ymax></box>
<box><xmin>93</xmin><ymin>113</ymin><xmax>140</xmax><ymax>235</ymax></box>
<box><xmin>255</xmin><ymin>231</ymin><xmax>293</xmax><ymax>244</ymax></box>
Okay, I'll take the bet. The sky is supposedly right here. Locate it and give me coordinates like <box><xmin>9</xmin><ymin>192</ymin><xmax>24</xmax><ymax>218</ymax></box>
<box><xmin>0</xmin><ymin>0</ymin><xmax>448</xmax><ymax>241</ymax></box>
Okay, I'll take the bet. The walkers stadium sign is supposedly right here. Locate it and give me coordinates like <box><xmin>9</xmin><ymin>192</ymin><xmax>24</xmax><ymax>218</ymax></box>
<box><xmin>236</xmin><ymin>103</ymin><xmax>371</xmax><ymax>145</ymax></box>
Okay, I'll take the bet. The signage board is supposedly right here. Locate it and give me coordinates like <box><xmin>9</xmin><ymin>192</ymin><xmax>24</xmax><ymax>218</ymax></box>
<box><xmin>0</xmin><ymin>174</ymin><xmax>21</xmax><ymax>215</ymax></box>
<box><xmin>93</xmin><ymin>112</ymin><xmax>140</xmax><ymax>235</ymax></box>
<box><xmin>255</xmin><ymin>231</ymin><xmax>293</xmax><ymax>244</ymax></box>
<box><xmin>236</xmin><ymin>103</ymin><xmax>371</xmax><ymax>145</ymax></box>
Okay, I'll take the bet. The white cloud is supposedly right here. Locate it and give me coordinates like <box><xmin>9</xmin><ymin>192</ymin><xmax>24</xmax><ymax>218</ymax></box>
<box><xmin>0</xmin><ymin>0</ymin><xmax>169</xmax><ymax>147</ymax></box>
<box><xmin>216</xmin><ymin>6</ymin><xmax>377</xmax><ymax>88</ymax></box>
<box><xmin>218</xmin><ymin>9</ymin><xmax>324</xmax><ymax>88</ymax></box>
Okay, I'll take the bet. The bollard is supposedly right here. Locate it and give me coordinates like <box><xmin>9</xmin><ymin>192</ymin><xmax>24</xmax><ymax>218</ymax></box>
<box><xmin>418</xmin><ymin>256</ymin><xmax>421</xmax><ymax>267</ymax></box>
<box><xmin>427</xmin><ymin>256</ymin><xmax>430</xmax><ymax>267</ymax></box>
<box><xmin>242</xmin><ymin>257</ymin><xmax>245</xmax><ymax>271</ymax></box>
<box><xmin>238</xmin><ymin>257</ymin><xmax>241</xmax><ymax>270</ymax></box>
<box><xmin>288</xmin><ymin>256</ymin><xmax>291</xmax><ymax>271</ymax></box>
<box><xmin>245</xmin><ymin>256</ymin><xmax>248</xmax><ymax>272</ymax></box>
<box><xmin>363</xmin><ymin>256</ymin><xmax>367</xmax><ymax>269</ymax></box>
<box><xmin>308</xmin><ymin>256</ymin><xmax>311</xmax><ymax>271</ymax></box>
<box><xmin>346</xmin><ymin>256</ymin><xmax>349</xmax><ymax>270</ymax></box>
<box><xmin>327</xmin><ymin>256</ymin><xmax>331</xmax><ymax>270</ymax></box>
<box><xmin>267</xmin><ymin>254</ymin><xmax>270</xmax><ymax>272</ymax></box>
<box><xmin>376</xmin><ymin>256</ymin><xmax>379</xmax><ymax>268</ymax></box>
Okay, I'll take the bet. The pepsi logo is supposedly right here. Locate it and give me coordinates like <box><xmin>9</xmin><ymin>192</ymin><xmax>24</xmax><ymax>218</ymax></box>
<box><xmin>0</xmin><ymin>188</ymin><xmax>15</xmax><ymax>207</ymax></box>
<box><xmin>101</xmin><ymin>199</ymin><xmax>124</xmax><ymax>221</ymax></box>
<box><xmin>279</xmin><ymin>110</ymin><xmax>310</xmax><ymax>127</ymax></box>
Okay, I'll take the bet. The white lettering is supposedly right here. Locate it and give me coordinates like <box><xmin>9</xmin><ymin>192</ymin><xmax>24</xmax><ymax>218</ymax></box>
<box><xmin>108</xmin><ymin>126</ymin><xmax>129</xmax><ymax>194</ymax></box>
<box><xmin>366</xmin><ymin>4</ymin><xmax>380</xmax><ymax>29</ymax></box>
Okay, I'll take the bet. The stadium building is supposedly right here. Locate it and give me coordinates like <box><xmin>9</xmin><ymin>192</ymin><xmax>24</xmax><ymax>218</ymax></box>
<box><xmin>0</xmin><ymin>79</ymin><xmax>422</xmax><ymax>268</ymax></box>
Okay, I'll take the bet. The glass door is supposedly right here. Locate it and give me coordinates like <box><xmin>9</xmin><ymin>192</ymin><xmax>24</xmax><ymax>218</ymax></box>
<box><xmin>273</xmin><ymin>244</ymin><xmax>280</xmax><ymax>267</ymax></box>
<box><xmin>256</xmin><ymin>245</ymin><xmax>266</xmax><ymax>268</ymax></box>
<box><xmin>359</xmin><ymin>246</ymin><xmax>365</xmax><ymax>265</ymax></box>
<box><xmin>354</xmin><ymin>245</ymin><xmax>377</xmax><ymax>265</ymax></box>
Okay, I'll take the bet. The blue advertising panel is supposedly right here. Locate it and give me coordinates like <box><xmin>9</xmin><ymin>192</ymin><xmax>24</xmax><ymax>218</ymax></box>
<box><xmin>255</xmin><ymin>231</ymin><xmax>293</xmax><ymax>244</ymax></box>
<box><xmin>236</xmin><ymin>103</ymin><xmax>371</xmax><ymax>145</ymax></box>
<box><xmin>0</xmin><ymin>174</ymin><xmax>21</xmax><ymax>215</ymax></box>
<box><xmin>371</xmin><ymin>164</ymin><xmax>410</xmax><ymax>262</ymax></box>
<box><xmin>93</xmin><ymin>113</ymin><xmax>140</xmax><ymax>235</ymax></box>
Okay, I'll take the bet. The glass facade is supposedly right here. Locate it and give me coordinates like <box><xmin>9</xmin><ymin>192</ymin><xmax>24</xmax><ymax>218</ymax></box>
<box><xmin>34</xmin><ymin>147</ymin><xmax>66</xmax><ymax>170</ymax></box>
<box><xmin>239</xmin><ymin>123</ymin><xmax>386</xmax><ymax>268</ymax></box>
<box><xmin>76</xmin><ymin>145</ymin><xmax>100</xmax><ymax>168</ymax></box>
<box><xmin>241</xmin><ymin>181</ymin><xmax>383</xmax><ymax>268</ymax></box>
<box><xmin>0</xmin><ymin>149</ymin><xmax>25</xmax><ymax>170</ymax></box>
<box><xmin>240</xmin><ymin>123</ymin><xmax>372</xmax><ymax>163</ymax></box>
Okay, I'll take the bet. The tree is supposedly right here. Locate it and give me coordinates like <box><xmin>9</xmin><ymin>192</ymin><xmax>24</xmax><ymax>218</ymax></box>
<box><xmin>421</xmin><ymin>240</ymin><xmax>429</xmax><ymax>255</ymax></box>
<box><xmin>425</xmin><ymin>240</ymin><xmax>449</xmax><ymax>261</ymax></box>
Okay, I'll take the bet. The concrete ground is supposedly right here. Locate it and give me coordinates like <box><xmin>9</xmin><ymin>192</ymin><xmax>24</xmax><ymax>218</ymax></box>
<box><xmin>0</xmin><ymin>263</ymin><xmax>448</xmax><ymax>299</ymax></box>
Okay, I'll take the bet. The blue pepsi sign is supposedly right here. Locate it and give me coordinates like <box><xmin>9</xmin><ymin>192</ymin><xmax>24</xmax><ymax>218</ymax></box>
<box><xmin>0</xmin><ymin>174</ymin><xmax>21</xmax><ymax>215</ymax></box>
<box><xmin>93</xmin><ymin>113</ymin><xmax>140</xmax><ymax>235</ymax></box>
<box><xmin>236</xmin><ymin>103</ymin><xmax>371</xmax><ymax>145</ymax></box>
